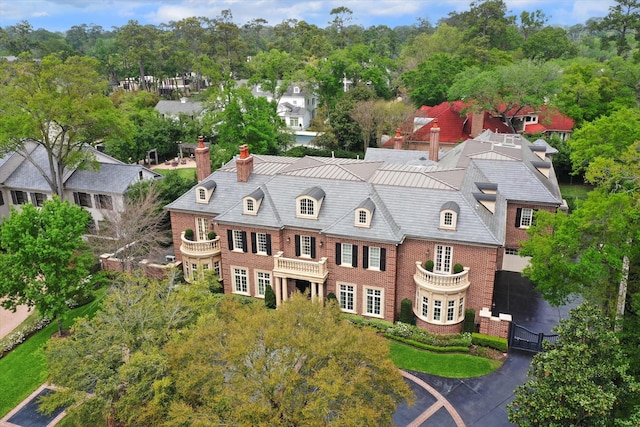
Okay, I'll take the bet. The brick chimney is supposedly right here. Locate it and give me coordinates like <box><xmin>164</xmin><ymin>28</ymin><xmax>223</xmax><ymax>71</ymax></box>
<box><xmin>470</xmin><ymin>110</ymin><xmax>485</xmax><ymax>138</ymax></box>
<box><xmin>393</xmin><ymin>128</ymin><xmax>404</xmax><ymax>150</ymax></box>
<box><xmin>236</xmin><ymin>144</ymin><xmax>253</xmax><ymax>182</ymax></box>
<box><xmin>429</xmin><ymin>119</ymin><xmax>440</xmax><ymax>162</ymax></box>
<box><xmin>195</xmin><ymin>136</ymin><xmax>211</xmax><ymax>182</ymax></box>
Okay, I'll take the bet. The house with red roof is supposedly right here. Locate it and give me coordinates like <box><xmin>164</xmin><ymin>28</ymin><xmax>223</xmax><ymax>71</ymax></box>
<box><xmin>385</xmin><ymin>101</ymin><xmax>573</xmax><ymax>151</ymax></box>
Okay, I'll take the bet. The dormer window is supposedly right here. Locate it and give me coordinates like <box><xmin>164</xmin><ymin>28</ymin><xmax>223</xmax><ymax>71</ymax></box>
<box><xmin>296</xmin><ymin>187</ymin><xmax>325</xmax><ymax>219</ymax></box>
<box><xmin>243</xmin><ymin>188</ymin><xmax>264</xmax><ymax>215</ymax></box>
<box><xmin>293</xmin><ymin>86</ymin><xmax>300</xmax><ymax>93</ymax></box>
<box><xmin>355</xmin><ymin>198</ymin><xmax>375</xmax><ymax>228</ymax></box>
<box><xmin>439</xmin><ymin>201</ymin><xmax>459</xmax><ymax>230</ymax></box>
<box><xmin>195</xmin><ymin>180</ymin><xmax>216</xmax><ymax>204</ymax></box>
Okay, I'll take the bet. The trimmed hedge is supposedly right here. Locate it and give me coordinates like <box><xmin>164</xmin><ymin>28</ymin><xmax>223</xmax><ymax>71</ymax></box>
<box><xmin>472</xmin><ymin>333</ymin><xmax>508</xmax><ymax>353</ymax></box>
<box><xmin>463</xmin><ymin>308</ymin><xmax>476</xmax><ymax>333</ymax></box>
<box><xmin>399</xmin><ymin>298</ymin><xmax>415</xmax><ymax>325</ymax></box>
<box><xmin>384</xmin><ymin>334</ymin><xmax>470</xmax><ymax>353</ymax></box>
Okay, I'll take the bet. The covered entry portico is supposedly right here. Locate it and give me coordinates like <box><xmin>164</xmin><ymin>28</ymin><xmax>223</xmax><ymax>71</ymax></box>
<box><xmin>272</xmin><ymin>251</ymin><xmax>328</xmax><ymax>306</ymax></box>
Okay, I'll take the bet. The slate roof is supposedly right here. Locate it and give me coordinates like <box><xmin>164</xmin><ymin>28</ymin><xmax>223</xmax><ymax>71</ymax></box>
<box><xmin>154</xmin><ymin>100</ymin><xmax>204</xmax><ymax>116</ymax></box>
<box><xmin>65</xmin><ymin>163</ymin><xmax>159</xmax><ymax>193</ymax></box>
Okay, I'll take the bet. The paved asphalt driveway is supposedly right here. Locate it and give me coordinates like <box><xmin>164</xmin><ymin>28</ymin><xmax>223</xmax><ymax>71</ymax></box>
<box><xmin>392</xmin><ymin>271</ymin><xmax>579</xmax><ymax>426</ymax></box>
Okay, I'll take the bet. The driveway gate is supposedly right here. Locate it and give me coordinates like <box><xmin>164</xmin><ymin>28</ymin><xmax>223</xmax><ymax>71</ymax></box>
<box><xmin>508</xmin><ymin>323</ymin><xmax>558</xmax><ymax>353</ymax></box>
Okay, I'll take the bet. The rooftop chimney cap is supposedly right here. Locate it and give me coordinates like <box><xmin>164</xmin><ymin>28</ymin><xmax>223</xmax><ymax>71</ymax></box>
<box><xmin>197</xmin><ymin>135</ymin><xmax>205</xmax><ymax>149</ymax></box>
<box><xmin>239</xmin><ymin>144</ymin><xmax>250</xmax><ymax>159</ymax></box>
<box><xmin>395</xmin><ymin>128</ymin><xmax>402</xmax><ymax>137</ymax></box>
<box><xmin>431</xmin><ymin>118</ymin><xmax>440</xmax><ymax>129</ymax></box>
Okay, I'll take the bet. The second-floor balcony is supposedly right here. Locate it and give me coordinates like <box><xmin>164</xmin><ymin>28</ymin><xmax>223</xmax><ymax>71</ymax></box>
<box><xmin>180</xmin><ymin>232</ymin><xmax>221</xmax><ymax>258</ymax></box>
<box><xmin>414</xmin><ymin>261</ymin><xmax>470</xmax><ymax>293</ymax></box>
<box><xmin>272</xmin><ymin>251</ymin><xmax>329</xmax><ymax>282</ymax></box>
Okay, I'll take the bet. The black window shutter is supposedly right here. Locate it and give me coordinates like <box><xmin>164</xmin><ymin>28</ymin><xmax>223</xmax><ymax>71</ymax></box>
<box><xmin>295</xmin><ymin>235</ymin><xmax>301</xmax><ymax>256</ymax></box>
<box><xmin>380</xmin><ymin>248</ymin><xmax>386</xmax><ymax>271</ymax></box>
<box><xmin>241</xmin><ymin>231</ymin><xmax>248</xmax><ymax>252</ymax></box>
<box><xmin>227</xmin><ymin>229</ymin><xmax>234</xmax><ymax>250</ymax></box>
<box><xmin>310</xmin><ymin>237</ymin><xmax>316</xmax><ymax>259</ymax></box>
<box><xmin>266</xmin><ymin>234</ymin><xmax>272</xmax><ymax>255</ymax></box>
<box><xmin>352</xmin><ymin>245</ymin><xmax>357</xmax><ymax>267</ymax></box>
<box><xmin>336</xmin><ymin>243</ymin><xmax>342</xmax><ymax>265</ymax></box>
<box><xmin>73</xmin><ymin>192</ymin><xmax>79</xmax><ymax>205</ymax></box>
<box><xmin>251</xmin><ymin>232</ymin><xmax>257</xmax><ymax>253</ymax></box>
<box><xmin>363</xmin><ymin>246</ymin><xmax>369</xmax><ymax>269</ymax></box>
<box><xmin>515</xmin><ymin>208</ymin><xmax>522</xmax><ymax>227</ymax></box>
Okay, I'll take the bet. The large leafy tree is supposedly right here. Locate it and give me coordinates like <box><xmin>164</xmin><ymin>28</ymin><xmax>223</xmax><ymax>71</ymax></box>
<box><xmin>0</xmin><ymin>197</ymin><xmax>95</xmax><ymax>335</ymax></box>
<box><xmin>164</xmin><ymin>294</ymin><xmax>413</xmax><ymax>426</ymax></box>
<box><xmin>448</xmin><ymin>60</ymin><xmax>560</xmax><ymax>131</ymax></box>
<box><xmin>591</xmin><ymin>0</ymin><xmax>640</xmax><ymax>57</ymax></box>
<box><xmin>0</xmin><ymin>54</ymin><xmax>132</xmax><ymax>199</ymax></box>
<box><xmin>402</xmin><ymin>53</ymin><xmax>465</xmax><ymax>107</ymax></box>
<box><xmin>522</xmin><ymin>26</ymin><xmax>578</xmax><ymax>61</ymax></box>
<box><xmin>508</xmin><ymin>303</ymin><xmax>640</xmax><ymax>426</ymax></box>
<box><xmin>248</xmin><ymin>48</ymin><xmax>300</xmax><ymax>105</ymax></box>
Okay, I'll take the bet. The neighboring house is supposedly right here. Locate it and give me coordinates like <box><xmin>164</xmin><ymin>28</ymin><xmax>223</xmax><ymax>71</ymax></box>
<box><xmin>389</xmin><ymin>101</ymin><xmax>573</xmax><ymax>151</ymax></box>
<box><xmin>0</xmin><ymin>141</ymin><xmax>161</xmax><ymax>228</ymax></box>
<box><xmin>239</xmin><ymin>80</ymin><xmax>318</xmax><ymax>130</ymax></box>
<box><xmin>165</xmin><ymin>129</ymin><xmax>565</xmax><ymax>337</ymax></box>
<box><xmin>154</xmin><ymin>98</ymin><xmax>204</xmax><ymax>121</ymax></box>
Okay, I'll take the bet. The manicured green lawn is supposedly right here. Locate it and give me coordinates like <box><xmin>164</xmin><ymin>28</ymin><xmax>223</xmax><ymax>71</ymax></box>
<box><xmin>155</xmin><ymin>167</ymin><xmax>196</xmax><ymax>180</ymax></box>
<box><xmin>0</xmin><ymin>288</ymin><xmax>106</xmax><ymax>418</ymax></box>
<box><xmin>388</xmin><ymin>341</ymin><xmax>502</xmax><ymax>378</ymax></box>
<box><xmin>559</xmin><ymin>184</ymin><xmax>592</xmax><ymax>201</ymax></box>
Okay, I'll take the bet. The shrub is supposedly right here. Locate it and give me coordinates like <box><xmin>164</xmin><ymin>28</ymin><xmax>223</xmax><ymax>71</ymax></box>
<box><xmin>327</xmin><ymin>292</ymin><xmax>337</xmax><ymax>302</ymax></box>
<box><xmin>384</xmin><ymin>334</ymin><xmax>470</xmax><ymax>353</ymax></box>
<box><xmin>386</xmin><ymin>322</ymin><xmax>472</xmax><ymax>348</ymax></box>
<box><xmin>0</xmin><ymin>316</ymin><xmax>51</xmax><ymax>358</ymax></box>
<box><xmin>463</xmin><ymin>308</ymin><xmax>476</xmax><ymax>333</ymax></box>
<box><xmin>207</xmin><ymin>231</ymin><xmax>217</xmax><ymax>240</ymax></box>
<box><xmin>453</xmin><ymin>263</ymin><xmax>464</xmax><ymax>274</ymax></box>
<box><xmin>264</xmin><ymin>285</ymin><xmax>276</xmax><ymax>309</ymax></box>
<box><xmin>399</xmin><ymin>298</ymin><xmax>415</xmax><ymax>325</ymax></box>
<box><xmin>424</xmin><ymin>259</ymin><xmax>434</xmax><ymax>271</ymax></box>
<box><xmin>184</xmin><ymin>229</ymin><xmax>194</xmax><ymax>241</ymax></box>
<box><xmin>472</xmin><ymin>333</ymin><xmax>508</xmax><ymax>353</ymax></box>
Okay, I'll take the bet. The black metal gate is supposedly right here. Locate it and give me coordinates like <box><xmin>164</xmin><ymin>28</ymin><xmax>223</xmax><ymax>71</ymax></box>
<box><xmin>508</xmin><ymin>323</ymin><xmax>558</xmax><ymax>353</ymax></box>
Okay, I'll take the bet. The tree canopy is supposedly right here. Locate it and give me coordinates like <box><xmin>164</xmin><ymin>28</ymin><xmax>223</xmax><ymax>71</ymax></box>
<box><xmin>0</xmin><ymin>197</ymin><xmax>95</xmax><ymax>334</ymax></box>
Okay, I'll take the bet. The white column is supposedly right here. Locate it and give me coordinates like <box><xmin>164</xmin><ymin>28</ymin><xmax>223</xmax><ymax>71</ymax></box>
<box><xmin>319</xmin><ymin>282</ymin><xmax>324</xmax><ymax>305</ymax></box>
<box><xmin>282</xmin><ymin>278</ymin><xmax>288</xmax><ymax>301</ymax></box>
<box><xmin>311</xmin><ymin>282</ymin><xmax>317</xmax><ymax>300</ymax></box>
<box><xmin>275</xmin><ymin>277</ymin><xmax>281</xmax><ymax>307</ymax></box>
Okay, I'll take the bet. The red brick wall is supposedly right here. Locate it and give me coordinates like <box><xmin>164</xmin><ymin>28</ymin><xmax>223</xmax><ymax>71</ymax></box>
<box><xmin>505</xmin><ymin>203</ymin><xmax>556</xmax><ymax>249</ymax></box>
<box><xmin>416</xmin><ymin>317</ymin><xmax>463</xmax><ymax>334</ymax></box>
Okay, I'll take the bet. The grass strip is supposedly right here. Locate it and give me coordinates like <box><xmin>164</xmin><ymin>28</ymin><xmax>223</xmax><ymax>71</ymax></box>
<box><xmin>388</xmin><ymin>341</ymin><xmax>501</xmax><ymax>378</ymax></box>
<box><xmin>0</xmin><ymin>288</ymin><xmax>106</xmax><ymax>418</ymax></box>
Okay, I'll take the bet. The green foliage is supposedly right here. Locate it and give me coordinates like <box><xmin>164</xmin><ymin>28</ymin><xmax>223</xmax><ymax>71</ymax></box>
<box><xmin>424</xmin><ymin>259</ymin><xmax>434</xmax><ymax>271</ymax></box>
<box><xmin>402</xmin><ymin>53</ymin><xmax>465</xmax><ymax>107</ymax></box>
<box><xmin>399</xmin><ymin>298</ymin><xmax>415</xmax><ymax>325</ymax></box>
<box><xmin>508</xmin><ymin>302</ymin><xmax>639</xmax><ymax>426</ymax></box>
<box><xmin>471</xmin><ymin>333</ymin><xmax>508</xmax><ymax>352</ymax></box>
<box><xmin>463</xmin><ymin>308</ymin><xmax>476</xmax><ymax>333</ymax></box>
<box><xmin>385</xmin><ymin>335</ymin><xmax>470</xmax><ymax>353</ymax></box>
<box><xmin>385</xmin><ymin>321</ymin><xmax>472</xmax><ymax>348</ymax></box>
<box><xmin>183</xmin><ymin>228</ymin><xmax>194</xmax><ymax>241</ymax></box>
<box><xmin>264</xmin><ymin>284</ymin><xmax>276</xmax><ymax>309</ymax></box>
<box><xmin>207</xmin><ymin>231</ymin><xmax>217</xmax><ymax>240</ymax></box>
<box><xmin>341</xmin><ymin>313</ymin><xmax>395</xmax><ymax>331</ymax></box>
<box><xmin>0</xmin><ymin>198</ymin><xmax>94</xmax><ymax>335</ymax></box>
<box><xmin>453</xmin><ymin>263</ymin><xmax>464</xmax><ymax>274</ymax></box>
<box><xmin>326</xmin><ymin>292</ymin><xmax>337</xmax><ymax>302</ymax></box>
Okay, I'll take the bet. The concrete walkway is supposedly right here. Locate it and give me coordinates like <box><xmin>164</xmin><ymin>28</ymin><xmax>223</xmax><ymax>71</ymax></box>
<box><xmin>0</xmin><ymin>304</ymin><xmax>32</xmax><ymax>340</ymax></box>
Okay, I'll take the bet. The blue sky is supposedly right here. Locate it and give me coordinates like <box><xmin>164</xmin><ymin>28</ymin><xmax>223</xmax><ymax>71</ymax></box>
<box><xmin>0</xmin><ymin>0</ymin><xmax>615</xmax><ymax>33</ymax></box>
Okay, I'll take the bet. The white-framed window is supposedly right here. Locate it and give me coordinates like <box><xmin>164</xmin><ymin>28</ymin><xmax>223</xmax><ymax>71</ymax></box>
<box><xmin>246</xmin><ymin>199</ymin><xmax>254</xmax><ymax>212</ymax></box>
<box><xmin>364</xmin><ymin>287</ymin><xmax>383</xmax><ymax>317</ymax></box>
<box><xmin>31</xmin><ymin>192</ymin><xmax>47</xmax><ymax>207</ymax></box>
<box><xmin>213</xmin><ymin>261</ymin><xmax>221</xmax><ymax>277</ymax></box>
<box><xmin>368</xmin><ymin>246</ymin><xmax>381</xmax><ymax>270</ymax></box>
<box><xmin>255</xmin><ymin>271</ymin><xmax>271</xmax><ymax>297</ymax></box>
<box><xmin>444</xmin><ymin>212</ymin><xmax>453</xmax><ymax>226</ymax></box>
<box><xmin>293</xmin><ymin>86</ymin><xmax>300</xmax><ymax>93</ymax></box>
<box><xmin>433</xmin><ymin>300</ymin><xmax>442</xmax><ymax>321</ymax></box>
<box><xmin>355</xmin><ymin>208</ymin><xmax>372</xmax><ymax>228</ymax></box>
<box><xmin>341</xmin><ymin>243</ymin><xmax>353</xmax><ymax>266</ymax></box>
<box><xmin>232</xmin><ymin>267</ymin><xmax>249</xmax><ymax>294</ymax></box>
<box><xmin>358</xmin><ymin>210</ymin><xmax>367</xmax><ymax>224</ymax></box>
<box><xmin>447</xmin><ymin>300</ymin><xmax>456</xmax><ymax>322</ymax></box>
<box><xmin>198</xmin><ymin>188</ymin><xmax>206</xmax><ymax>200</ymax></box>
<box><xmin>519</xmin><ymin>208</ymin><xmax>534</xmax><ymax>228</ymax></box>
<box><xmin>73</xmin><ymin>192</ymin><xmax>92</xmax><ymax>208</ymax></box>
<box><xmin>421</xmin><ymin>296</ymin><xmax>429</xmax><ymax>318</ymax></box>
<box><xmin>290</xmin><ymin>117</ymin><xmax>299</xmax><ymax>127</ymax></box>
<box><xmin>338</xmin><ymin>283</ymin><xmax>355</xmax><ymax>312</ymax></box>
<box><xmin>300</xmin><ymin>235</ymin><xmax>312</xmax><ymax>257</ymax></box>
<box><xmin>299</xmin><ymin>197</ymin><xmax>314</xmax><ymax>216</ymax></box>
<box><xmin>10</xmin><ymin>190</ymin><xmax>28</xmax><ymax>205</ymax></box>
<box><xmin>505</xmin><ymin>248</ymin><xmax>519</xmax><ymax>255</ymax></box>
<box><xmin>196</xmin><ymin>217</ymin><xmax>208</xmax><ymax>241</ymax></box>
<box><xmin>256</xmin><ymin>232</ymin><xmax>268</xmax><ymax>254</ymax></box>
<box><xmin>439</xmin><ymin>210</ymin><xmax>458</xmax><ymax>230</ymax></box>
<box><xmin>435</xmin><ymin>245</ymin><xmax>453</xmax><ymax>274</ymax></box>
<box><xmin>233</xmin><ymin>230</ymin><xmax>244</xmax><ymax>252</ymax></box>
<box><xmin>458</xmin><ymin>297</ymin><xmax>465</xmax><ymax>319</ymax></box>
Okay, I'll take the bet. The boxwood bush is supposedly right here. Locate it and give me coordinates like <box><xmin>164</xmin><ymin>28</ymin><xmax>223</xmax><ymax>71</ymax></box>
<box><xmin>472</xmin><ymin>333</ymin><xmax>508</xmax><ymax>352</ymax></box>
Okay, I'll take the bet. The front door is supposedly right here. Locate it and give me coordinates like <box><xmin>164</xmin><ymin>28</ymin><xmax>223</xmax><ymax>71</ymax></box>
<box><xmin>295</xmin><ymin>279</ymin><xmax>311</xmax><ymax>297</ymax></box>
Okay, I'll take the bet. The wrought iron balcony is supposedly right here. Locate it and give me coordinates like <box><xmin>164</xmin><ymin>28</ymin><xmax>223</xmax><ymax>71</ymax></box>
<box><xmin>180</xmin><ymin>232</ymin><xmax>221</xmax><ymax>257</ymax></box>
<box><xmin>414</xmin><ymin>261</ymin><xmax>470</xmax><ymax>292</ymax></box>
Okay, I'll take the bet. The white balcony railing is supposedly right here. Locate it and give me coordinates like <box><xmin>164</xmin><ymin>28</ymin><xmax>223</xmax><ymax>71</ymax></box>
<box><xmin>414</xmin><ymin>261</ymin><xmax>470</xmax><ymax>292</ymax></box>
<box><xmin>180</xmin><ymin>232</ymin><xmax>221</xmax><ymax>257</ymax></box>
<box><xmin>272</xmin><ymin>251</ymin><xmax>328</xmax><ymax>281</ymax></box>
